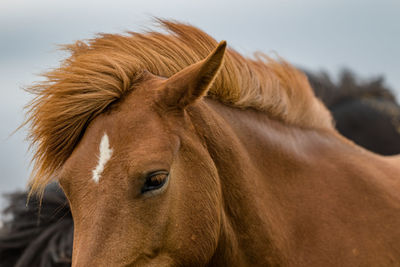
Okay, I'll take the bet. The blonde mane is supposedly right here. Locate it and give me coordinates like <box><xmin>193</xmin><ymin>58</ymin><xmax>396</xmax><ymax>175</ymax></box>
<box><xmin>26</xmin><ymin>19</ymin><xmax>333</xmax><ymax>194</ymax></box>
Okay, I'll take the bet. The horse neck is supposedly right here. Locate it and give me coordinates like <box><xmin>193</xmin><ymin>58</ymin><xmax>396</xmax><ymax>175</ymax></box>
<box><xmin>189</xmin><ymin>99</ymin><xmax>318</xmax><ymax>265</ymax></box>
<box><xmin>190</xmin><ymin>99</ymin><xmax>400</xmax><ymax>266</ymax></box>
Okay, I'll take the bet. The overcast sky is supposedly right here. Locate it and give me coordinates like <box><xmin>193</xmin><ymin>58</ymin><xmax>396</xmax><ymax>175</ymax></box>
<box><xmin>1</xmin><ymin>0</ymin><xmax>399</xmax><ymax>206</ymax></box>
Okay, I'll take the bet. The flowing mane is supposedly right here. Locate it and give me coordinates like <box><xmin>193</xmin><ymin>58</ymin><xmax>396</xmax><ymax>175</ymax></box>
<box><xmin>26</xmin><ymin>19</ymin><xmax>333</xmax><ymax>194</ymax></box>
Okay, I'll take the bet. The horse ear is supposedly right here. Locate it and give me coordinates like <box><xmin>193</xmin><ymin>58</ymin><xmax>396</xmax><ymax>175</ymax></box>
<box><xmin>160</xmin><ymin>41</ymin><xmax>227</xmax><ymax>109</ymax></box>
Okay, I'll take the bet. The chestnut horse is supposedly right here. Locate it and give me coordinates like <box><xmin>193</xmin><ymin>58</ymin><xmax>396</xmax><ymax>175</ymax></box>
<box><xmin>25</xmin><ymin>21</ymin><xmax>400</xmax><ymax>266</ymax></box>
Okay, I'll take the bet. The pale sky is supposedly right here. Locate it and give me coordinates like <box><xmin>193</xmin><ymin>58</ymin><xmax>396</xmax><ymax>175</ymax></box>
<box><xmin>1</xmin><ymin>0</ymin><xmax>399</xmax><ymax>206</ymax></box>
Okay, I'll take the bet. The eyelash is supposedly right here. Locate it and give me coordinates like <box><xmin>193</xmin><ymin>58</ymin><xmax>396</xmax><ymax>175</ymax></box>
<box><xmin>141</xmin><ymin>171</ymin><xmax>169</xmax><ymax>194</ymax></box>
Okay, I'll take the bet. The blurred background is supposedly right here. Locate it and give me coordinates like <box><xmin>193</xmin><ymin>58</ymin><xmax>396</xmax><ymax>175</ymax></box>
<box><xmin>1</xmin><ymin>0</ymin><xmax>399</xmax><ymax>207</ymax></box>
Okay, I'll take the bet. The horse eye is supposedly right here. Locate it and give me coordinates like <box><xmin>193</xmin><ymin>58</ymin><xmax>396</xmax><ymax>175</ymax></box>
<box><xmin>141</xmin><ymin>171</ymin><xmax>169</xmax><ymax>194</ymax></box>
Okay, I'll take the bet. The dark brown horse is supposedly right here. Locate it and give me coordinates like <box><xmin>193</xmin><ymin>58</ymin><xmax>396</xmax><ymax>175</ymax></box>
<box><xmin>308</xmin><ymin>70</ymin><xmax>400</xmax><ymax>155</ymax></box>
<box><xmin>0</xmin><ymin>183</ymin><xmax>73</xmax><ymax>267</ymax></box>
<box><xmin>22</xmin><ymin>21</ymin><xmax>400</xmax><ymax>266</ymax></box>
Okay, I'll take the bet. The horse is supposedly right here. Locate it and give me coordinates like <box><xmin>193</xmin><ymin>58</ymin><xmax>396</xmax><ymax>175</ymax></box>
<box><xmin>307</xmin><ymin>70</ymin><xmax>400</xmax><ymax>155</ymax></box>
<box><xmin>2</xmin><ymin>71</ymin><xmax>400</xmax><ymax>267</ymax></box>
<box><xmin>3</xmin><ymin>69</ymin><xmax>399</xmax><ymax>267</ymax></box>
<box><xmin>20</xmin><ymin>20</ymin><xmax>400</xmax><ymax>266</ymax></box>
<box><xmin>0</xmin><ymin>183</ymin><xmax>73</xmax><ymax>267</ymax></box>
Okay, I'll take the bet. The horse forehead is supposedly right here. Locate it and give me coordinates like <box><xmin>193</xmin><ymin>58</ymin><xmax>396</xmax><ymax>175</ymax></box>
<box><xmin>88</xmin><ymin>104</ymin><xmax>172</xmax><ymax>155</ymax></box>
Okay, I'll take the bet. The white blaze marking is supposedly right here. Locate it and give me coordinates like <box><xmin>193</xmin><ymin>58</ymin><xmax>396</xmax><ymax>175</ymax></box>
<box><xmin>92</xmin><ymin>133</ymin><xmax>113</xmax><ymax>183</ymax></box>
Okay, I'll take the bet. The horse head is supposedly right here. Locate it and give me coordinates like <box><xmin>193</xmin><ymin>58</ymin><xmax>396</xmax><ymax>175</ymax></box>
<box><xmin>59</xmin><ymin>42</ymin><xmax>227</xmax><ymax>266</ymax></box>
